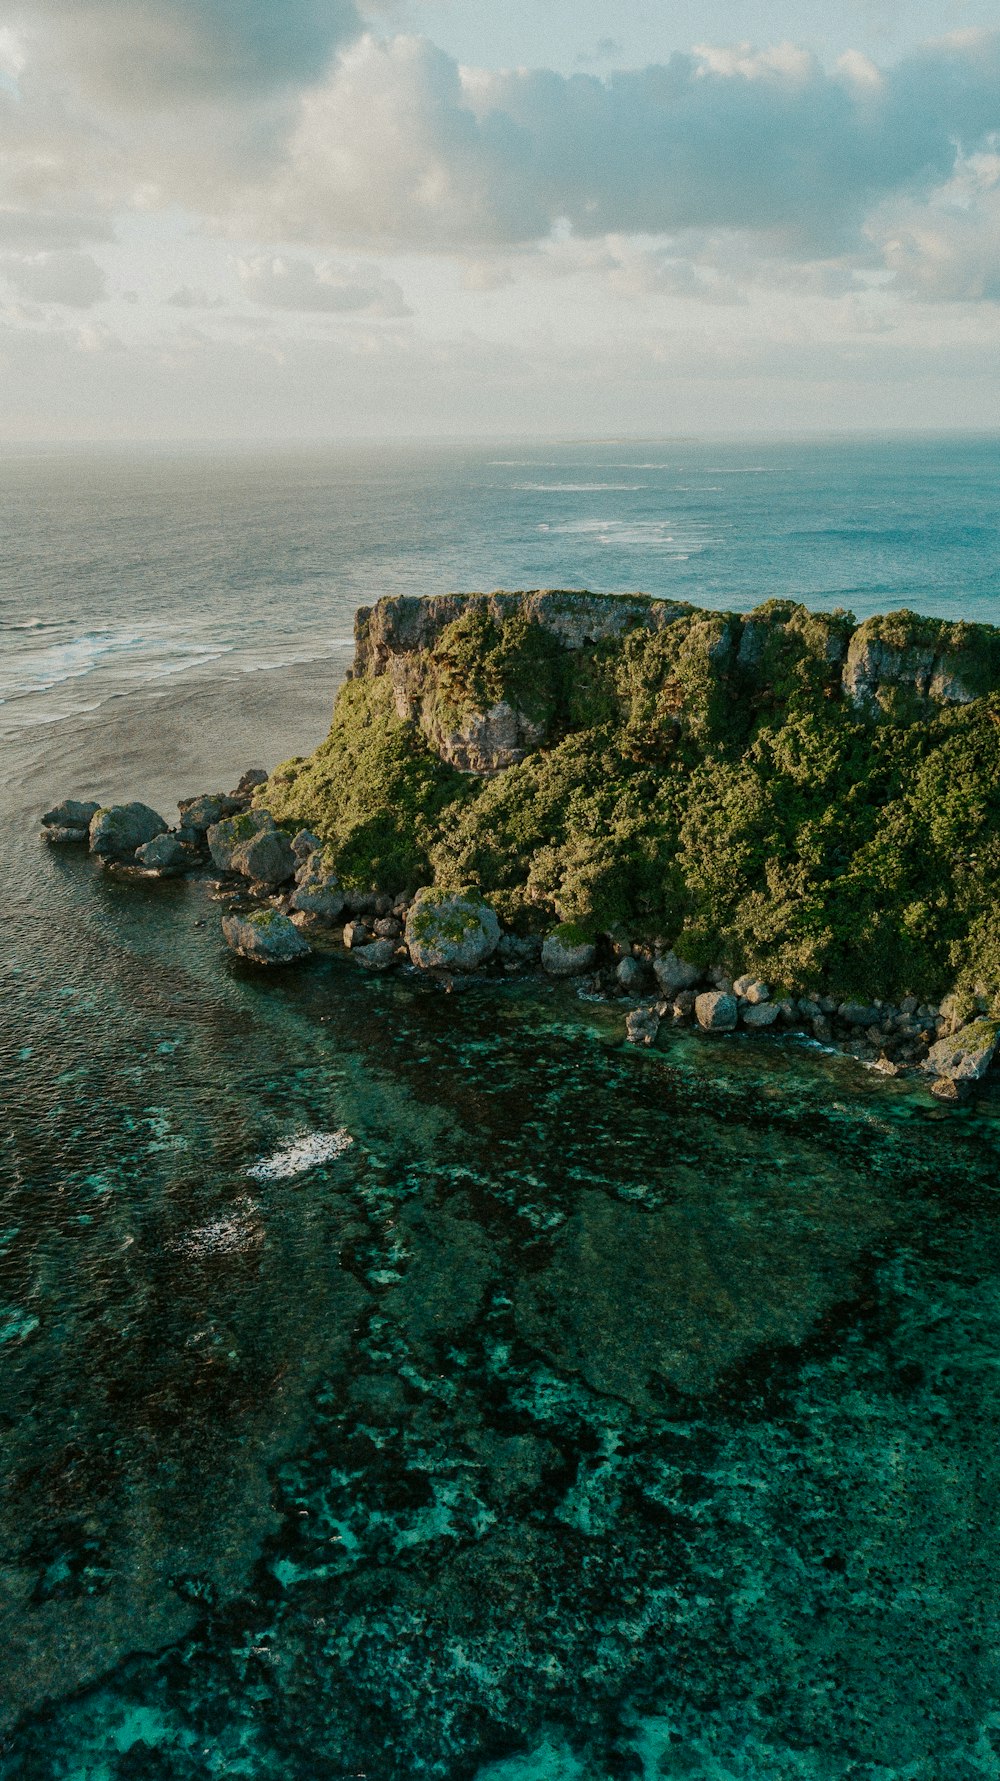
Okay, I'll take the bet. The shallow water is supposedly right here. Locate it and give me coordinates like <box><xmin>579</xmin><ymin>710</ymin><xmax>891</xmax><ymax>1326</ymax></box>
<box><xmin>3</xmin><ymin>440</ymin><xmax>1000</xmax><ymax>1777</ymax></box>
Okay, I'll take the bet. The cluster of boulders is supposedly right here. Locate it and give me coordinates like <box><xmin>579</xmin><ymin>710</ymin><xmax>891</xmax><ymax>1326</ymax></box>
<box><xmin>40</xmin><ymin>781</ymin><xmax>999</xmax><ymax>1101</ymax></box>
<box><xmin>39</xmin><ymin>771</ymin><xmax>270</xmax><ymax>870</ymax></box>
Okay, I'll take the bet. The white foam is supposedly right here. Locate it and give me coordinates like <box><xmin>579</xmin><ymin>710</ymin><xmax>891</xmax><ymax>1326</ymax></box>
<box><xmin>172</xmin><ymin>1199</ymin><xmax>262</xmax><ymax>1257</ymax></box>
<box><xmin>513</xmin><ymin>483</ymin><xmax>647</xmax><ymax>492</ymax></box>
<box><xmin>246</xmin><ymin>1128</ymin><xmax>354</xmax><ymax>1182</ymax></box>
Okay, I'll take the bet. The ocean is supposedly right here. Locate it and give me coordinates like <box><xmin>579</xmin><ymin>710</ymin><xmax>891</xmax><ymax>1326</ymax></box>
<box><xmin>2</xmin><ymin>435</ymin><xmax>1000</xmax><ymax>1778</ymax></box>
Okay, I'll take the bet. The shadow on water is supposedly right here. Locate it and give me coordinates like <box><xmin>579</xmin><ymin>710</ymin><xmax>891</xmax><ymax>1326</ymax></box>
<box><xmin>3</xmin><ymin>837</ymin><xmax>1000</xmax><ymax>1779</ymax></box>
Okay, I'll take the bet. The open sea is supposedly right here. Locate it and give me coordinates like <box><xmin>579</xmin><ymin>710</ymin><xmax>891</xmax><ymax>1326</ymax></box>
<box><xmin>2</xmin><ymin>434</ymin><xmax>1000</xmax><ymax>1779</ymax></box>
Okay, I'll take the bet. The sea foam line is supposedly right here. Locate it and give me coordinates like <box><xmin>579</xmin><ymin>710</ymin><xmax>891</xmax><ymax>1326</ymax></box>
<box><xmin>245</xmin><ymin>1129</ymin><xmax>354</xmax><ymax>1182</ymax></box>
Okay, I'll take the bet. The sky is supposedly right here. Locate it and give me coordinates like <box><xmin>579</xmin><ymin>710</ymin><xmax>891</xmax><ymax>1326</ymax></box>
<box><xmin>0</xmin><ymin>0</ymin><xmax>999</xmax><ymax>439</ymax></box>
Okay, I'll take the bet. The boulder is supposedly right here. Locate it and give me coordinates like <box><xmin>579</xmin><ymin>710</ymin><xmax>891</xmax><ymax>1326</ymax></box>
<box><xmin>232</xmin><ymin>768</ymin><xmax>269</xmax><ymax>798</ymax></box>
<box><xmin>342</xmin><ymin>920</ymin><xmax>370</xmax><ymax>950</ymax></box>
<box><xmin>89</xmin><ymin>802</ymin><xmax>168</xmax><ymax>860</ymax></box>
<box><xmin>653</xmin><ymin>950</ymin><xmax>701</xmax><ymax>997</ymax></box>
<box><xmin>497</xmin><ymin>933</ymin><xmax>543</xmax><ymax>965</ymax></box>
<box><xmin>925</xmin><ymin>1019</ymin><xmax>1000</xmax><ymax>1083</ymax></box>
<box><xmin>135</xmin><ymin>832</ymin><xmax>189</xmax><ymax>874</ymax></box>
<box><xmin>733</xmin><ymin>974</ymin><xmax>770</xmax><ymax>1004</ymax></box>
<box><xmin>541</xmin><ymin>929</ymin><xmax>597</xmax><ymax>978</ymax></box>
<box><xmin>232</xmin><ymin>827</ymin><xmax>296</xmax><ymax>887</ymax></box>
<box><xmin>41</xmin><ymin>799</ymin><xmax>100</xmax><ymax>831</ymax></box>
<box><xmin>291</xmin><ymin>829</ymin><xmax>323</xmax><ymax>862</ymax></box>
<box><xmin>178</xmin><ymin>793</ymin><xmax>239</xmax><ymax>833</ymax></box>
<box><xmin>41</xmin><ymin>825</ymin><xmax>91</xmax><ymax>846</ymax></box>
<box><xmin>351</xmin><ymin>939</ymin><xmax>398</xmax><ymax>972</ymax></box>
<box><xmin>374</xmin><ymin>916</ymin><xmax>403</xmax><ymax>939</ymax></box>
<box><xmin>695</xmin><ymin>990</ymin><xmax>738</xmax><ymax>1032</ymax></box>
<box><xmin>840</xmin><ymin>1002</ymin><xmax>882</xmax><ymax>1027</ymax></box>
<box><xmin>929</xmin><ymin>1076</ymin><xmax>972</xmax><ymax>1104</ymax></box>
<box><xmin>741</xmin><ymin>1001</ymin><xmax>779</xmax><ymax>1029</ymax></box>
<box><xmin>616</xmin><ymin>957</ymin><xmax>647</xmax><ymax>993</ymax></box>
<box><xmin>406</xmin><ymin>888</ymin><xmax>501</xmax><ymax>972</ymax></box>
<box><xmin>207</xmin><ymin>809</ymin><xmax>275</xmax><ymax>872</ymax></box>
<box><xmin>289</xmin><ymin>852</ymin><xmax>344</xmax><ymax>922</ymax></box>
<box><xmin>626</xmin><ymin>1005</ymin><xmax>660</xmax><ymax>1047</ymax></box>
<box><xmin>221</xmin><ymin>910</ymin><xmax>311</xmax><ymax>965</ymax></box>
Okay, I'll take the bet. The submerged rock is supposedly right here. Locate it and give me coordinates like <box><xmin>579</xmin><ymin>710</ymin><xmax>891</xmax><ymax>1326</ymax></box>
<box><xmin>351</xmin><ymin>939</ymin><xmax>398</xmax><ymax>972</ymax></box>
<box><xmin>541</xmin><ymin>929</ymin><xmax>597</xmax><ymax>978</ymax></box>
<box><xmin>41</xmin><ymin>824</ymin><xmax>90</xmax><ymax>846</ymax></box>
<box><xmin>207</xmin><ymin>809</ymin><xmax>275</xmax><ymax>872</ymax></box>
<box><xmin>221</xmin><ymin>909</ymin><xmax>311</xmax><ymax>965</ymax></box>
<box><xmin>626</xmin><ymin>1004</ymin><xmax>660</xmax><ymax>1047</ymax></box>
<box><xmin>135</xmin><ymin>832</ymin><xmax>189</xmax><ymax>874</ymax></box>
<box><xmin>89</xmin><ymin>802</ymin><xmax>168</xmax><ymax>861</ymax></box>
<box><xmin>925</xmin><ymin>1019</ymin><xmax>1000</xmax><ymax>1083</ymax></box>
<box><xmin>405</xmin><ymin>888</ymin><xmax>501</xmax><ymax>972</ymax></box>
<box><xmin>695</xmin><ymin>990</ymin><xmax>738</xmax><ymax>1032</ymax></box>
<box><xmin>41</xmin><ymin>798</ymin><xmax>100</xmax><ymax>831</ymax></box>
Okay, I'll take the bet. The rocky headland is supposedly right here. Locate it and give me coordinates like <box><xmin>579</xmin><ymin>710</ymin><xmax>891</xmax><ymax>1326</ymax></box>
<box><xmin>41</xmin><ymin>590</ymin><xmax>1000</xmax><ymax>1100</ymax></box>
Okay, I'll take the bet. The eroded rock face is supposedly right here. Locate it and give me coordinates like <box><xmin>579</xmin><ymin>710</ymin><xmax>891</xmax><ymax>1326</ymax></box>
<box><xmin>925</xmin><ymin>1020</ymin><xmax>1000</xmax><ymax>1082</ymax></box>
<box><xmin>222</xmin><ymin>910</ymin><xmax>311</xmax><ymax>965</ymax></box>
<box><xmin>89</xmin><ymin>802</ymin><xmax>168</xmax><ymax>861</ymax></box>
<box><xmin>429</xmin><ymin>701</ymin><xmax>547</xmax><ymax>775</ymax></box>
<box><xmin>842</xmin><ymin>618</ymin><xmax>978</xmax><ymax>718</ymax></box>
<box><xmin>405</xmin><ymin>889</ymin><xmax>501</xmax><ymax>972</ymax></box>
<box><xmin>178</xmin><ymin>793</ymin><xmax>240</xmax><ymax>833</ymax></box>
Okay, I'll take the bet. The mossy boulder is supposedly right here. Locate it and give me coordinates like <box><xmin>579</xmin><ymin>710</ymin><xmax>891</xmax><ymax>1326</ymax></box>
<box><xmin>221</xmin><ymin>909</ymin><xmax>311</xmax><ymax>966</ymax></box>
<box><xmin>925</xmin><ymin>1019</ymin><xmax>1000</xmax><ymax>1082</ymax></box>
<box><xmin>289</xmin><ymin>851</ymin><xmax>345</xmax><ymax>922</ymax></box>
<box><xmin>232</xmin><ymin>826</ymin><xmax>296</xmax><ymax>887</ymax></box>
<box><xmin>541</xmin><ymin>925</ymin><xmax>597</xmax><ymax>977</ymax></box>
<box><xmin>207</xmin><ymin>809</ymin><xmax>275</xmax><ymax>873</ymax></box>
<box><xmin>405</xmin><ymin>888</ymin><xmax>501</xmax><ymax>972</ymax></box>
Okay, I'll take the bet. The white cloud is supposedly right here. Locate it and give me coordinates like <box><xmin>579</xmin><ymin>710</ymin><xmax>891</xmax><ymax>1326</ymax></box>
<box><xmin>1</xmin><ymin>247</ymin><xmax>106</xmax><ymax>304</ymax></box>
<box><xmin>237</xmin><ymin>253</ymin><xmax>410</xmax><ymax>314</ymax></box>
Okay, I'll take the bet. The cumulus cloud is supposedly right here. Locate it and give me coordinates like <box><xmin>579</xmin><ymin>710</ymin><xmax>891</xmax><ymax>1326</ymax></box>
<box><xmin>1</xmin><ymin>247</ymin><xmax>106</xmax><ymax>304</ymax></box>
<box><xmin>246</xmin><ymin>30</ymin><xmax>1000</xmax><ymax>258</ymax></box>
<box><xmin>237</xmin><ymin>253</ymin><xmax>410</xmax><ymax>314</ymax></box>
<box><xmin>8</xmin><ymin>0</ymin><xmax>364</xmax><ymax>102</ymax></box>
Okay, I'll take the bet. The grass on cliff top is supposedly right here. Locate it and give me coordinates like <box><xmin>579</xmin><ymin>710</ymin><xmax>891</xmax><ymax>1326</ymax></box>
<box><xmin>262</xmin><ymin>601</ymin><xmax>1000</xmax><ymax>1006</ymax></box>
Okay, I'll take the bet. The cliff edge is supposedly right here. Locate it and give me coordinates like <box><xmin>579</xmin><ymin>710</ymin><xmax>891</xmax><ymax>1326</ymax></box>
<box><xmin>262</xmin><ymin>590</ymin><xmax>1000</xmax><ymax>1007</ymax></box>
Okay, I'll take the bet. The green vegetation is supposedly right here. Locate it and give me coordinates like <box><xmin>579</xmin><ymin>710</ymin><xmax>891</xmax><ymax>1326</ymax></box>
<box><xmin>408</xmin><ymin>886</ymin><xmax>492</xmax><ymax>944</ymax></box>
<box><xmin>262</xmin><ymin>597</ymin><xmax>1000</xmax><ymax>1005</ymax></box>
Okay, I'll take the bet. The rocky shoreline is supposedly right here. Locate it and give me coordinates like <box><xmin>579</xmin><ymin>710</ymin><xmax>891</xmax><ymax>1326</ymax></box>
<box><xmin>40</xmin><ymin>779</ymin><xmax>1000</xmax><ymax>1105</ymax></box>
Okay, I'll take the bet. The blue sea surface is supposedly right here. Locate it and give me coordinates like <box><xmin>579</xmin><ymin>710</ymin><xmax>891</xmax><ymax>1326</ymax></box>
<box><xmin>1</xmin><ymin>436</ymin><xmax>1000</xmax><ymax>1779</ymax></box>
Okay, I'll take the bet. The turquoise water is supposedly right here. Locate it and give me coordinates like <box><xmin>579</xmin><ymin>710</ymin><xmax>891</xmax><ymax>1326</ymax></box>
<box><xmin>2</xmin><ymin>437</ymin><xmax>1000</xmax><ymax>1776</ymax></box>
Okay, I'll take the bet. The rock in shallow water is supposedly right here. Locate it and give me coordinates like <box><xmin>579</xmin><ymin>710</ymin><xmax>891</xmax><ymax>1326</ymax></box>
<box><xmin>221</xmin><ymin>909</ymin><xmax>311</xmax><ymax>965</ymax></box>
<box><xmin>40</xmin><ymin>824</ymin><xmax>90</xmax><ymax>846</ymax></box>
<box><xmin>41</xmin><ymin>799</ymin><xmax>100</xmax><ymax>831</ymax></box>
<box><xmin>695</xmin><ymin>990</ymin><xmax>738</xmax><ymax>1032</ymax></box>
<box><xmin>405</xmin><ymin>888</ymin><xmax>501</xmax><ymax>972</ymax></box>
<box><xmin>626</xmin><ymin>1004</ymin><xmax>660</xmax><ymax>1046</ymax></box>
<box><xmin>352</xmin><ymin>939</ymin><xmax>398</xmax><ymax>972</ymax></box>
<box><xmin>89</xmin><ymin>802</ymin><xmax>168</xmax><ymax>860</ymax></box>
<box><xmin>925</xmin><ymin>1018</ymin><xmax>1000</xmax><ymax>1082</ymax></box>
<box><xmin>135</xmin><ymin>832</ymin><xmax>189</xmax><ymax>873</ymax></box>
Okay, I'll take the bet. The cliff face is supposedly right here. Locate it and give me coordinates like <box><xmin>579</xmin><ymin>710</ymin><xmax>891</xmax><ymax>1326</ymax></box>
<box><xmin>264</xmin><ymin>591</ymin><xmax>1000</xmax><ymax>1006</ymax></box>
<box><xmin>352</xmin><ymin>592</ymin><xmax>1000</xmax><ymax>776</ymax></box>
